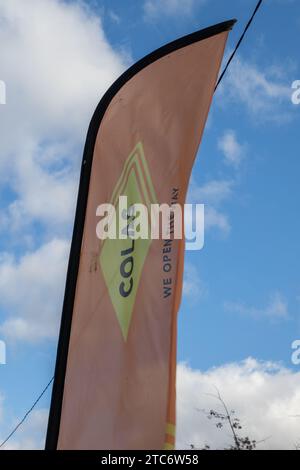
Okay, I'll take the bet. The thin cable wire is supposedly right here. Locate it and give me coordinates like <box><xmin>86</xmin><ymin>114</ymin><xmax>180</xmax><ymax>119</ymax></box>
<box><xmin>215</xmin><ymin>0</ymin><xmax>264</xmax><ymax>91</ymax></box>
<box><xmin>0</xmin><ymin>377</ymin><xmax>54</xmax><ymax>449</ymax></box>
<box><xmin>0</xmin><ymin>0</ymin><xmax>265</xmax><ymax>451</ymax></box>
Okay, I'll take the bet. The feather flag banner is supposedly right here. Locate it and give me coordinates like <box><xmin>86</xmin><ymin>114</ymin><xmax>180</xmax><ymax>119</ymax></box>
<box><xmin>46</xmin><ymin>20</ymin><xmax>235</xmax><ymax>450</ymax></box>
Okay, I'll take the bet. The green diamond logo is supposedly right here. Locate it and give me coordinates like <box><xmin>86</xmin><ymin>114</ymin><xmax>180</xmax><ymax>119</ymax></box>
<box><xmin>99</xmin><ymin>142</ymin><xmax>157</xmax><ymax>340</ymax></box>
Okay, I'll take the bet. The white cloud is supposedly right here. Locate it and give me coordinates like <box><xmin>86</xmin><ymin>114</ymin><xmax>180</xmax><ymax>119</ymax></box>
<box><xmin>218</xmin><ymin>55</ymin><xmax>292</xmax><ymax>122</ymax></box>
<box><xmin>0</xmin><ymin>143</ymin><xmax>78</xmax><ymax>233</ymax></box>
<box><xmin>108</xmin><ymin>10</ymin><xmax>121</xmax><ymax>25</ymax></box>
<box><xmin>204</xmin><ymin>207</ymin><xmax>231</xmax><ymax>235</ymax></box>
<box><xmin>189</xmin><ymin>180</ymin><xmax>233</xmax><ymax>206</ymax></box>
<box><xmin>188</xmin><ymin>179</ymin><xmax>233</xmax><ymax>235</ymax></box>
<box><xmin>218</xmin><ymin>130</ymin><xmax>245</xmax><ymax>168</ymax></box>
<box><xmin>183</xmin><ymin>262</ymin><xmax>206</xmax><ymax>301</ymax></box>
<box><xmin>0</xmin><ymin>408</ymin><xmax>48</xmax><ymax>450</ymax></box>
<box><xmin>177</xmin><ymin>359</ymin><xmax>300</xmax><ymax>450</ymax></box>
<box><xmin>224</xmin><ymin>292</ymin><xmax>289</xmax><ymax>321</ymax></box>
<box><xmin>144</xmin><ymin>0</ymin><xmax>204</xmax><ymax>19</ymax></box>
<box><xmin>0</xmin><ymin>239</ymin><xmax>69</xmax><ymax>342</ymax></box>
<box><xmin>0</xmin><ymin>0</ymin><xmax>127</xmax><ymax>233</ymax></box>
<box><xmin>2</xmin><ymin>359</ymin><xmax>300</xmax><ymax>450</ymax></box>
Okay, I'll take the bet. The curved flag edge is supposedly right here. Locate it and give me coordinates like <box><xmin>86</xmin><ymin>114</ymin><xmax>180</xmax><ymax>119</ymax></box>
<box><xmin>45</xmin><ymin>18</ymin><xmax>237</xmax><ymax>450</ymax></box>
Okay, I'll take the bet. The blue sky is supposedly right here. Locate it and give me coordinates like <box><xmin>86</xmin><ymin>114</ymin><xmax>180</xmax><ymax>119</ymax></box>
<box><xmin>0</xmin><ymin>0</ymin><xmax>300</xmax><ymax>450</ymax></box>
